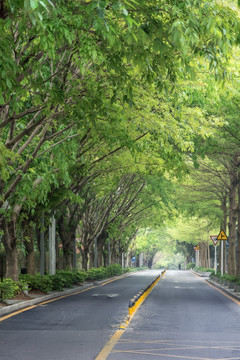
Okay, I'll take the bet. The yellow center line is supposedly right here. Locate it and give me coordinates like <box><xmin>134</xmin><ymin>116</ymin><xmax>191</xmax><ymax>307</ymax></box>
<box><xmin>95</xmin><ymin>330</ymin><xmax>124</xmax><ymax>360</ymax></box>
<box><xmin>95</xmin><ymin>274</ymin><xmax>162</xmax><ymax>359</ymax></box>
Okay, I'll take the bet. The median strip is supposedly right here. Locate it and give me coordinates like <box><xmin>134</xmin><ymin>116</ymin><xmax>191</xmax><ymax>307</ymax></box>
<box><xmin>96</xmin><ymin>270</ymin><xmax>166</xmax><ymax>360</ymax></box>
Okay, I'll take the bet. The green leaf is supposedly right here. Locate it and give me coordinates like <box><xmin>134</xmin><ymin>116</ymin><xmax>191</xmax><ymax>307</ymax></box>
<box><xmin>39</xmin><ymin>0</ymin><xmax>48</xmax><ymax>9</ymax></box>
<box><xmin>0</xmin><ymin>92</ymin><xmax>4</xmax><ymax>105</ymax></box>
<box><xmin>6</xmin><ymin>78</ymin><xmax>12</xmax><ymax>89</ymax></box>
<box><xmin>30</xmin><ymin>0</ymin><xmax>38</xmax><ymax>10</ymax></box>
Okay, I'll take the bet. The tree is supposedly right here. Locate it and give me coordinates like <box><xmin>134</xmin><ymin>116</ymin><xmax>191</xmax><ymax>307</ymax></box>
<box><xmin>0</xmin><ymin>0</ymin><xmax>239</xmax><ymax>279</ymax></box>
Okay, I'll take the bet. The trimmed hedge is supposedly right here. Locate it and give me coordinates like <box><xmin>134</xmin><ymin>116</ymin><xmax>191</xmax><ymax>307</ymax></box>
<box><xmin>0</xmin><ymin>278</ymin><xmax>20</xmax><ymax>300</ymax></box>
<box><xmin>194</xmin><ymin>267</ymin><xmax>214</xmax><ymax>274</ymax></box>
<box><xmin>187</xmin><ymin>262</ymin><xmax>195</xmax><ymax>269</ymax></box>
<box><xmin>19</xmin><ymin>269</ymin><xmax>88</xmax><ymax>292</ymax></box>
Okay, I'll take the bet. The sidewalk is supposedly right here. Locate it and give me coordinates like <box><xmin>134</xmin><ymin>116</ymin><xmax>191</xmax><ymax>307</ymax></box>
<box><xmin>0</xmin><ymin>273</ymin><xmax>132</xmax><ymax>318</ymax></box>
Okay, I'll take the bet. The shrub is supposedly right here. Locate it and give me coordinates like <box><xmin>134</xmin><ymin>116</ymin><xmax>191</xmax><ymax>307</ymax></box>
<box><xmin>0</xmin><ymin>278</ymin><xmax>20</xmax><ymax>300</ymax></box>
<box><xmin>19</xmin><ymin>274</ymin><xmax>53</xmax><ymax>293</ymax></box>
<box><xmin>106</xmin><ymin>264</ymin><xmax>123</xmax><ymax>277</ymax></box>
<box><xmin>194</xmin><ymin>267</ymin><xmax>214</xmax><ymax>274</ymax></box>
<box><xmin>221</xmin><ymin>274</ymin><xmax>238</xmax><ymax>283</ymax></box>
<box><xmin>86</xmin><ymin>267</ymin><xmax>109</xmax><ymax>280</ymax></box>
<box><xmin>187</xmin><ymin>262</ymin><xmax>195</xmax><ymax>269</ymax></box>
<box><xmin>50</xmin><ymin>274</ymin><xmax>65</xmax><ymax>291</ymax></box>
<box><xmin>55</xmin><ymin>271</ymin><xmax>75</xmax><ymax>288</ymax></box>
<box><xmin>74</xmin><ymin>270</ymin><xmax>87</xmax><ymax>283</ymax></box>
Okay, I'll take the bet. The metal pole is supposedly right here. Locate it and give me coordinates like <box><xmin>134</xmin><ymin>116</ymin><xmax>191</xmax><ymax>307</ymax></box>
<box><xmin>214</xmin><ymin>245</ymin><xmax>217</xmax><ymax>275</ymax></box>
<box><xmin>221</xmin><ymin>241</ymin><xmax>223</xmax><ymax>276</ymax></box>
<box><xmin>40</xmin><ymin>212</ymin><xmax>45</xmax><ymax>275</ymax></box>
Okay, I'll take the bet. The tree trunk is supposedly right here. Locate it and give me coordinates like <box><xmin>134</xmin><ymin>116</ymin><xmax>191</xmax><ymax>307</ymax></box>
<box><xmin>147</xmin><ymin>256</ymin><xmax>154</xmax><ymax>269</ymax></box>
<box><xmin>207</xmin><ymin>238</ymin><xmax>210</xmax><ymax>269</ymax></box>
<box><xmin>110</xmin><ymin>238</ymin><xmax>118</xmax><ymax>264</ymax></box>
<box><xmin>199</xmin><ymin>242</ymin><xmax>207</xmax><ymax>267</ymax></box>
<box><xmin>97</xmin><ymin>232</ymin><xmax>107</xmax><ymax>267</ymax></box>
<box><xmin>62</xmin><ymin>237</ymin><xmax>73</xmax><ymax>270</ymax></box>
<box><xmin>228</xmin><ymin>172</ymin><xmax>237</xmax><ymax>275</ymax></box>
<box><xmin>89</xmin><ymin>243</ymin><xmax>94</xmax><ymax>269</ymax></box>
<box><xmin>82</xmin><ymin>248</ymin><xmax>89</xmax><ymax>271</ymax></box>
<box><xmin>2</xmin><ymin>218</ymin><xmax>18</xmax><ymax>280</ymax></box>
<box><xmin>236</xmin><ymin>173</ymin><xmax>240</xmax><ymax>277</ymax></box>
<box><xmin>58</xmin><ymin>217</ymin><xmax>76</xmax><ymax>270</ymax></box>
<box><xmin>25</xmin><ymin>237</ymin><xmax>35</xmax><ymax>275</ymax></box>
<box><xmin>23</xmin><ymin>223</ymin><xmax>35</xmax><ymax>275</ymax></box>
<box><xmin>103</xmin><ymin>245</ymin><xmax>107</xmax><ymax>267</ymax></box>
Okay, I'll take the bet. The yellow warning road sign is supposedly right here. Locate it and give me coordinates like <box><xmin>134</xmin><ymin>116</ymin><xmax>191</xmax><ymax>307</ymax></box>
<box><xmin>216</xmin><ymin>229</ymin><xmax>228</xmax><ymax>241</ymax></box>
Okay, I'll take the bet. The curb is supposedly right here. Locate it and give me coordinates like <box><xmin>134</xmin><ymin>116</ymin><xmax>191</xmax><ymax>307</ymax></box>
<box><xmin>0</xmin><ymin>272</ymin><xmax>133</xmax><ymax>318</ymax></box>
<box><xmin>191</xmin><ymin>270</ymin><xmax>240</xmax><ymax>303</ymax></box>
<box><xmin>119</xmin><ymin>269</ymin><xmax>166</xmax><ymax>330</ymax></box>
<box><xmin>206</xmin><ymin>279</ymin><xmax>240</xmax><ymax>302</ymax></box>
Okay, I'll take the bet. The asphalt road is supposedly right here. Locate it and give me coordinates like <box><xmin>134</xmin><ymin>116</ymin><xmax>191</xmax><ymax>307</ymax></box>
<box><xmin>0</xmin><ymin>270</ymin><xmax>161</xmax><ymax>360</ymax></box>
<box><xmin>107</xmin><ymin>270</ymin><xmax>240</xmax><ymax>360</ymax></box>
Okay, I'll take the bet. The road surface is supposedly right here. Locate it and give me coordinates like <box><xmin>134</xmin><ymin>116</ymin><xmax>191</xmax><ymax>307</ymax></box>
<box><xmin>0</xmin><ymin>271</ymin><xmax>160</xmax><ymax>360</ymax></box>
<box><xmin>1</xmin><ymin>270</ymin><xmax>240</xmax><ymax>360</ymax></box>
<box><xmin>107</xmin><ymin>270</ymin><xmax>240</xmax><ymax>360</ymax></box>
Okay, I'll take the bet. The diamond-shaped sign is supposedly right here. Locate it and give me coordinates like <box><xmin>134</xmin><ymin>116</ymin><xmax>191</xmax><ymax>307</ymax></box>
<box><xmin>216</xmin><ymin>229</ymin><xmax>228</xmax><ymax>241</ymax></box>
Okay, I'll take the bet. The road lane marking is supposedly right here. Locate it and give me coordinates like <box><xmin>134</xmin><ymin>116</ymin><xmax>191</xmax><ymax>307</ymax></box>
<box><xmin>95</xmin><ymin>330</ymin><xmax>124</xmax><ymax>360</ymax></box>
<box><xmin>95</xmin><ymin>274</ymin><xmax>163</xmax><ymax>359</ymax></box>
<box><xmin>112</xmin><ymin>348</ymin><xmax>240</xmax><ymax>360</ymax></box>
<box><xmin>0</xmin><ymin>274</ymin><xmax>134</xmax><ymax>322</ymax></box>
<box><xmin>118</xmin><ymin>339</ymin><xmax>240</xmax><ymax>344</ymax></box>
<box><xmin>111</xmin><ymin>349</ymin><xmax>214</xmax><ymax>360</ymax></box>
<box><xmin>92</xmin><ymin>293</ymin><xmax>119</xmax><ymax>297</ymax></box>
<box><xmin>110</xmin><ymin>338</ymin><xmax>240</xmax><ymax>359</ymax></box>
<box><xmin>191</xmin><ymin>272</ymin><xmax>240</xmax><ymax>306</ymax></box>
<box><xmin>0</xmin><ymin>285</ymin><xmax>99</xmax><ymax>322</ymax></box>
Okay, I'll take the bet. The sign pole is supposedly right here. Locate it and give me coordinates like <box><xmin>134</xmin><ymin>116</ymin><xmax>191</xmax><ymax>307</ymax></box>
<box><xmin>214</xmin><ymin>246</ymin><xmax>217</xmax><ymax>275</ymax></box>
<box><xmin>216</xmin><ymin>229</ymin><xmax>228</xmax><ymax>277</ymax></box>
<box><xmin>221</xmin><ymin>241</ymin><xmax>223</xmax><ymax>276</ymax></box>
<box><xmin>210</xmin><ymin>236</ymin><xmax>218</xmax><ymax>275</ymax></box>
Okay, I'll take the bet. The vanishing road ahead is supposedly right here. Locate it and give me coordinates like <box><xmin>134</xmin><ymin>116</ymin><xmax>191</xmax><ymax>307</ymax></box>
<box><xmin>107</xmin><ymin>270</ymin><xmax>240</xmax><ymax>360</ymax></box>
<box><xmin>1</xmin><ymin>270</ymin><xmax>240</xmax><ymax>360</ymax></box>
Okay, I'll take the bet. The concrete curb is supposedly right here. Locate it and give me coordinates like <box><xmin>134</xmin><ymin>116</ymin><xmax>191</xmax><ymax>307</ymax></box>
<box><xmin>191</xmin><ymin>270</ymin><xmax>240</xmax><ymax>302</ymax></box>
<box><xmin>0</xmin><ymin>272</ymin><xmax>133</xmax><ymax>318</ymax></box>
<box><xmin>206</xmin><ymin>279</ymin><xmax>240</xmax><ymax>302</ymax></box>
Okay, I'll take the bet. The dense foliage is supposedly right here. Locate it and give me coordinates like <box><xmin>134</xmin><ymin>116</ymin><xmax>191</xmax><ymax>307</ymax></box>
<box><xmin>0</xmin><ymin>0</ymin><xmax>240</xmax><ymax>279</ymax></box>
